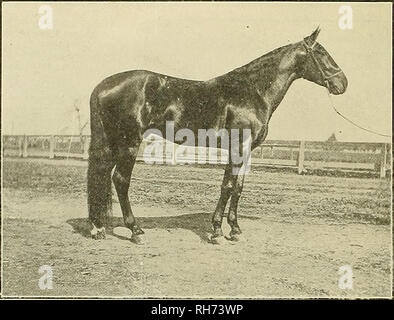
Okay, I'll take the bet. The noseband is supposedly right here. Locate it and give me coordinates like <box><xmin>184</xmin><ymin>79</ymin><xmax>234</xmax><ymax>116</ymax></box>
<box><xmin>302</xmin><ymin>40</ymin><xmax>343</xmax><ymax>85</ymax></box>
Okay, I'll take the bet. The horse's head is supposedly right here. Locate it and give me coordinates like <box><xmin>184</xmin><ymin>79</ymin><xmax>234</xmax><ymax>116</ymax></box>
<box><xmin>297</xmin><ymin>27</ymin><xmax>348</xmax><ymax>95</ymax></box>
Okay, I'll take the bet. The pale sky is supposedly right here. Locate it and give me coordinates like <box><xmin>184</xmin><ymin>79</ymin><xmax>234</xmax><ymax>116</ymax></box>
<box><xmin>2</xmin><ymin>2</ymin><xmax>392</xmax><ymax>142</ymax></box>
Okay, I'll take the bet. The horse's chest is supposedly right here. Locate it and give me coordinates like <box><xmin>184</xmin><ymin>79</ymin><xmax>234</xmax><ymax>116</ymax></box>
<box><xmin>241</xmin><ymin>112</ymin><xmax>269</xmax><ymax>148</ymax></box>
<box><xmin>254</xmin><ymin>125</ymin><xmax>268</xmax><ymax>144</ymax></box>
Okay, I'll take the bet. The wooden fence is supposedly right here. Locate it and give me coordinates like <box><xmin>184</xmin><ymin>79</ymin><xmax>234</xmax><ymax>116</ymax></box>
<box><xmin>2</xmin><ymin>135</ymin><xmax>391</xmax><ymax>178</ymax></box>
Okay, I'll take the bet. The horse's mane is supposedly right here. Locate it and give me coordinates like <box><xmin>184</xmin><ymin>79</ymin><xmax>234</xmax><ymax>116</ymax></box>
<box><xmin>218</xmin><ymin>43</ymin><xmax>294</xmax><ymax>92</ymax></box>
<box><xmin>233</xmin><ymin>44</ymin><xmax>292</xmax><ymax>74</ymax></box>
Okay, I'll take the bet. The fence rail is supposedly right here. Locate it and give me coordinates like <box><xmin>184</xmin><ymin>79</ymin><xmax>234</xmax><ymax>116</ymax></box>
<box><xmin>2</xmin><ymin>135</ymin><xmax>391</xmax><ymax>178</ymax></box>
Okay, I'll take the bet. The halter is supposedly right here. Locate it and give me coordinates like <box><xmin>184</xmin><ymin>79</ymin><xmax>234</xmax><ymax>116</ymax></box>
<box><xmin>302</xmin><ymin>39</ymin><xmax>344</xmax><ymax>85</ymax></box>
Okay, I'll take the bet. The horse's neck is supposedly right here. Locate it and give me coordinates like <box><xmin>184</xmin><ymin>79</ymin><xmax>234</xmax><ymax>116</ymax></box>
<box><xmin>231</xmin><ymin>45</ymin><xmax>299</xmax><ymax>112</ymax></box>
<box><xmin>259</xmin><ymin>69</ymin><xmax>298</xmax><ymax>112</ymax></box>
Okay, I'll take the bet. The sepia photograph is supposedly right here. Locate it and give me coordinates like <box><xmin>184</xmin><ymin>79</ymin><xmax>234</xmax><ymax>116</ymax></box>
<box><xmin>1</xmin><ymin>1</ymin><xmax>392</xmax><ymax>302</ymax></box>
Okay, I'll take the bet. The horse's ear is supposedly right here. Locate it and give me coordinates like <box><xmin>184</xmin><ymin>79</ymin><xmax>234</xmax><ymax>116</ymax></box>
<box><xmin>305</xmin><ymin>27</ymin><xmax>320</xmax><ymax>44</ymax></box>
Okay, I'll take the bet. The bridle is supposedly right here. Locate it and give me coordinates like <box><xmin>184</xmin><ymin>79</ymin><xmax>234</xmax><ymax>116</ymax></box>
<box><xmin>302</xmin><ymin>39</ymin><xmax>344</xmax><ymax>86</ymax></box>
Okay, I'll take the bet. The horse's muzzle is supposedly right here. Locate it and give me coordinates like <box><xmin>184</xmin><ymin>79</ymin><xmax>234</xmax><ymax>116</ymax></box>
<box><xmin>327</xmin><ymin>73</ymin><xmax>348</xmax><ymax>95</ymax></box>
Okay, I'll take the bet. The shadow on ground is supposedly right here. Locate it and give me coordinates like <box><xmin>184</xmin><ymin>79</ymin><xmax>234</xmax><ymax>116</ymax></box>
<box><xmin>68</xmin><ymin>212</ymin><xmax>213</xmax><ymax>242</ymax></box>
<box><xmin>67</xmin><ymin>212</ymin><xmax>260</xmax><ymax>243</ymax></box>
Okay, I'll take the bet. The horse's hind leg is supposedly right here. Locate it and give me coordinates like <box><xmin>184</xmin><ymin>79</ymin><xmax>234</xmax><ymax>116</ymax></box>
<box><xmin>112</xmin><ymin>144</ymin><xmax>145</xmax><ymax>244</ymax></box>
<box><xmin>87</xmin><ymin>146</ymin><xmax>115</xmax><ymax>239</ymax></box>
<box><xmin>87</xmin><ymin>96</ymin><xmax>115</xmax><ymax>239</ymax></box>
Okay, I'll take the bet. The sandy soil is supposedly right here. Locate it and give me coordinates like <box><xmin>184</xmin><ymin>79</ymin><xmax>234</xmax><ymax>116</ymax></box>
<box><xmin>1</xmin><ymin>157</ymin><xmax>391</xmax><ymax>298</ymax></box>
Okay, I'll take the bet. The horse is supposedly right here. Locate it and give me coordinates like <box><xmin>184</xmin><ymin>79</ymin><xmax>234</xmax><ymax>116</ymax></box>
<box><xmin>87</xmin><ymin>27</ymin><xmax>347</xmax><ymax>244</ymax></box>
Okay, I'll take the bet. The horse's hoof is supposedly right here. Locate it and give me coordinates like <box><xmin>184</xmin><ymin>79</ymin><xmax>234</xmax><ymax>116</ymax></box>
<box><xmin>209</xmin><ymin>235</ymin><xmax>226</xmax><ymax>245</ymax></box>
<box><xmin>131</xmin><ymin>234</ymin><xmax>146</xmax><ymax>245</ymax></box>
<box><xmin>227</xmin><ymin>233</ymin><xmax>246</xmax><ymax>242</ymax></box>
<box><xmin>91</xmin><ymin>227</ymin><xmax>106</xmax><ymax>240</ymax></box>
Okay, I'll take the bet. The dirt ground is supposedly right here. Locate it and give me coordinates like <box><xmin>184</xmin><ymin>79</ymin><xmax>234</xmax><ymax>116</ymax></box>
<box><xmin>1</xmin><ymin>157</ymin><xmax>392</xmax><ymax>298</ymax></box>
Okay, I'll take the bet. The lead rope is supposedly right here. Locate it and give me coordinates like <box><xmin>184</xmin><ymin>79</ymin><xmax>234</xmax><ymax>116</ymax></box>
<box><xmin>324</xmin><ymin>85</ymin><xmax>391</xmax><ymax>138</ymax></box>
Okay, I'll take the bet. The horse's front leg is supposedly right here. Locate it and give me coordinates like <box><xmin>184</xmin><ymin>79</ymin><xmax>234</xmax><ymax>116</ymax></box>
<box><xmin>227</xmin><ymin>171</ymin><xmax>246</xmax><ymax>242</ymax></box>
<box><xmin>210</xmin><ymin>165</ymin><xmax>233</xmax><ymax>244</ymax></box>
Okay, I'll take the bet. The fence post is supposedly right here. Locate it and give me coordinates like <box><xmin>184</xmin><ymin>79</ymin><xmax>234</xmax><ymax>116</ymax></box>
<box><xmin>83</xmin><ymin>136</ymin><xmax>89</xmax><ymax>160</ymax></box>
<box><xmin>18</xmin><ymin>136</ymin><xmax>23</xmax><ymax>157</ymax></box>
<box><xmin>49</xmin><ymin>135</ymin><xmax>55</xmax><ymax>159</ymax></box>
<box><xmin>297</xmin><ymin>140</ymin><xmax>305</xmax><ymax>174</ymax></box>
<box><xmin>172</xmin><ymin>143</ymin><xmax>177</xmax><ymax>164</ymax></box>
<box><xmin>22</xmin><ymin>135</ymin><xmax>28</xmax><ymax>158</ymax></box>
<box><xmin>379</xmin><ymin>143</ymin><xmax>387</xmax><ymax>178</ymax></box>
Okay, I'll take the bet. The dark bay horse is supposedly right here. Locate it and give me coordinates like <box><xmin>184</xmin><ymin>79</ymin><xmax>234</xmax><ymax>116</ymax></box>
<box><xmin>87</xmin><ymin>28</ymin><xmax>347</xmax><ymax>244</ymax></box>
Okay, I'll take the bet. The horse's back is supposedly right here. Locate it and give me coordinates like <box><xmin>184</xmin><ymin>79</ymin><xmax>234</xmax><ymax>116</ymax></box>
<box><xmin>93</xmin><ymin>70</ymin><xmax>149</xmax><ymax>100</ymax></box>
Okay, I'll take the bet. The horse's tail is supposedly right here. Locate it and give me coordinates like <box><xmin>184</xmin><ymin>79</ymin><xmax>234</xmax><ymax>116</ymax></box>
<box><xmin>87</xmin><ymin>89</ymin><xmax>114</xmax><ymax>229</ymax></box>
